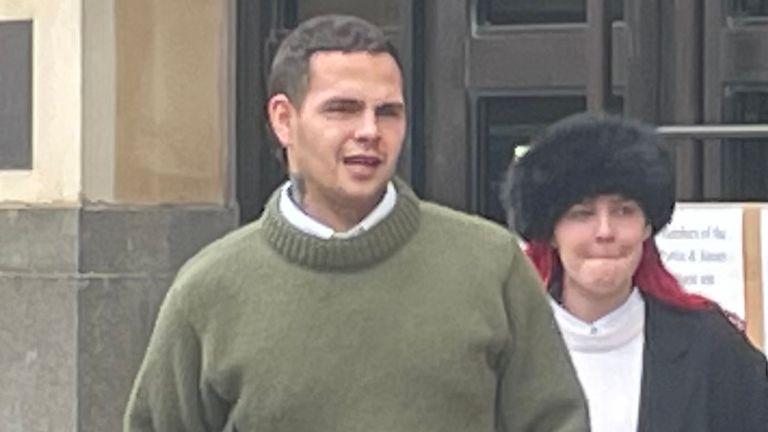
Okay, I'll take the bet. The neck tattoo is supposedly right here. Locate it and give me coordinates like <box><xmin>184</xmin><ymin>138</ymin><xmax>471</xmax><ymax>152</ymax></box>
<box><xmin>289</xmin><ymin>174</ymin><xmax>306</xmax><ymax>207</ymax></box>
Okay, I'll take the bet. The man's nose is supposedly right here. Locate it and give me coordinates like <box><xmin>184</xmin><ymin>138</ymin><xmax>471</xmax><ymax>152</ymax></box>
<box><xmin>354</xmin><ymin>110</ymin><xmax>380</xmax><ymax>144</ymax></box>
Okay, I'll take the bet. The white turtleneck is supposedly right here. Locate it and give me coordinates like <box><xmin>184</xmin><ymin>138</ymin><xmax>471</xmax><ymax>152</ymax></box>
<box><xmin>550</xmin><ymin>288</ymin><xmax>646</xmax><ymax>432</ymax></box>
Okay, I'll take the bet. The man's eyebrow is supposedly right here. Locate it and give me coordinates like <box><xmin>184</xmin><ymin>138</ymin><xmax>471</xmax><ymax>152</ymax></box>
<box><xmin>320</xmin><ymin>98</ymin><xmax>364</xmax><ymax>109</ymax></box>
<box><xmin>376</xmin><ymin>101</ymin><xmax>405</xmax><ymax>108</ymax></box>
<box><xmin>375</xmin><ymin>101</ymin><xmax>405</xmax><ymax>113</ymax></box>
<box><xmin>318</xmin><ymin>98</ymin><xmax>405</xmax><ymax>112</ymax></box>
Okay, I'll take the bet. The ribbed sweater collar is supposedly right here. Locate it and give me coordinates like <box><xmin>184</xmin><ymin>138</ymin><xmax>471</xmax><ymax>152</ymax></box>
<box><xmin>262</xmin><ymin>177</ymin><xmax>421</xmax><ymax>270</ymax></box>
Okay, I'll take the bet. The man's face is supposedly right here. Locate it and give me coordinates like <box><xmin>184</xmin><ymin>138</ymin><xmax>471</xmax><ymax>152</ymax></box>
<box><xmin>269</xmin><ymin>51</ymin><xmax>406</xmax><ymax>216</ymax></box>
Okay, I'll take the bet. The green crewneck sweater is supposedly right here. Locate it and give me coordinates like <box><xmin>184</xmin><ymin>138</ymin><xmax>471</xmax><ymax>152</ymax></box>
<box><xmin>124</xmin><ymin>179</ymin><xmax>588</xmax><ymax>432</ymax></box>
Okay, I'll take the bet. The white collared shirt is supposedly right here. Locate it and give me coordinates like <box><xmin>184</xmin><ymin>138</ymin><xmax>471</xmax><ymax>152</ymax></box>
<box><xmin>278</xmin><ymin>181</ymin><xmax>397</xmax><ymax>239</ymax></box>
<box><xmin>551</xmin><ymin>288</ymin><xmax>646</xmax><ymax>432</ymax></box>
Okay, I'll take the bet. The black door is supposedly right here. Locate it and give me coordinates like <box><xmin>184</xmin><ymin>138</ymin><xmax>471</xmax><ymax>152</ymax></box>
<box><xmin>702</xmin><ymin>2</ymin><xmax>768</xmax><ymax>201</ymax></box>
<box><xmin>422</xmin><ymin>0</ymin><xmax>768</xmax><ymax>224</ymax></box>
<box><xmin>423</xmin><ymin>0</ymin><xmax>623</xmax><ymax>222</ymax></box>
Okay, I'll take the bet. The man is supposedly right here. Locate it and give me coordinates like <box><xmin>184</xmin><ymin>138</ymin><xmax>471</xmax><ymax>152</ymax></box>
<box><xmin>124</xmin><ymin>14</ymin><xmax>588</xmax><ymax>432</ymax></box>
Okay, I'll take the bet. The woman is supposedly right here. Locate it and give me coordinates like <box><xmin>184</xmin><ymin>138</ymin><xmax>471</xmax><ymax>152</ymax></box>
<box><xmin>503</xmin><ymin>113</ymin><xmax>768</xmax><ymax>432</ymax></box>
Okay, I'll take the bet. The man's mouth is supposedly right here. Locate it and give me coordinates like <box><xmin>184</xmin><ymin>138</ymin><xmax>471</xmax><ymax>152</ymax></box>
<box><xmin>343</xmin><ymin>156</ymin><xmax>382</xmax><ymax>167</ymax></box>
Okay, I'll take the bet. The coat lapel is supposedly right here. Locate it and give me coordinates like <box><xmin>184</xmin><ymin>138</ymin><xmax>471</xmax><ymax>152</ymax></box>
<box><xmin>637</xmin><ymin>297</ymin><xmax>696</xmax><ymax>432</ymax></box>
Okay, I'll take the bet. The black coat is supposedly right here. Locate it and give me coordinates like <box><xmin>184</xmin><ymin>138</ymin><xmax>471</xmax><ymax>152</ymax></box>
<box><xmin>638</xmin><ymin>295</ymin><xmax>768</xmax><ymax>432</ymax></box>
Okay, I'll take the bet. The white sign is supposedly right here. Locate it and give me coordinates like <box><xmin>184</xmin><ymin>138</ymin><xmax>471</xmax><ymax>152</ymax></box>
<box><xmin>655</xmin><ymin>205</ymin><xmax>745</xmax><ymax>319</ymax></box>
<box><xmin>761</xmin><ymin>208</ymin><xmax>768</xmax><ymax>351</ymax></box>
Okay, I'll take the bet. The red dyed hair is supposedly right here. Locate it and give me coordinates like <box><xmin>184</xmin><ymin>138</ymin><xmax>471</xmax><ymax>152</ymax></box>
<box><xmin>524</xmin><ymin>238</ymin><xmax>713</xmax><ymax>310</ymax></box>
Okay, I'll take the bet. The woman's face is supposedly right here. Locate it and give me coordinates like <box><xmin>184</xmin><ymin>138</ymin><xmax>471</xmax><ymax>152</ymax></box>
<box><xmin>553</xmin><ymin>194</ymin><xmax>651</xmax><ymax>304</ymax></box>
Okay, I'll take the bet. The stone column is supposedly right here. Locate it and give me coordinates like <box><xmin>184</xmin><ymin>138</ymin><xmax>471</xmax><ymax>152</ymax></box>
<box><xmin>0</xmin><ymin>1</ymin><xmax>238</xmax><ymax>430</ymax></box>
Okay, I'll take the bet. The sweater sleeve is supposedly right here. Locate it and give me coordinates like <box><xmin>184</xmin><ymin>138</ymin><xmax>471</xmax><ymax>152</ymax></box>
<box><xmin>497</xmin><ymin>244</ymin><xmax>590</xmax><ymax>432</ymax></box>
<box><xmin>123</xmin><ymin>281</ymin><xmax>227</xmax><ymax>432</ymax></box>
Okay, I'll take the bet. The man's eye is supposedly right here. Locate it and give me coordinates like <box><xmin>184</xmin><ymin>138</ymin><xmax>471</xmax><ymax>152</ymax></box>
<box><xmin>326</xmin><ymin>103</ymin><xmax>357</xmax><ymax>113</ymax></box>
<box><xmin>376</xmin><ymin>106</ymin><xmax>403</xmax><ymax>118</ymax></box>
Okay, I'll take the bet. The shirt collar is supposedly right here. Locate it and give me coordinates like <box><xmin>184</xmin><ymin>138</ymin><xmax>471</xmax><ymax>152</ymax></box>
<box><xmin>551</xmin><ymin>288</ymin><xmax>646</xmax><ymax>352</ymax></box>
<box><xmin>278</xmin><ymin>181</ymin><xmax>397</xmax><ymax>239</ymax></box>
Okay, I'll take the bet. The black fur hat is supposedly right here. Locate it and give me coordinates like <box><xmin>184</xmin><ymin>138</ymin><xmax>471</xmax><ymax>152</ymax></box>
<box><xmin>502</xmin><ymin>113</ymin><xmax>675</xmax><ymax>241</ymax></box>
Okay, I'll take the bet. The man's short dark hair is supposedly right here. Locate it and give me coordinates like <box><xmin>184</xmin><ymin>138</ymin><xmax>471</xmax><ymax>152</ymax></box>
<box><xmin>268</xmin><ymin>14</ymin><xmax>403</xmax><ymax>106</ymax></box>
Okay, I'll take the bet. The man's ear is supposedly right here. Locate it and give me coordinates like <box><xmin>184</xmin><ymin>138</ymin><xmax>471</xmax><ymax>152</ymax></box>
<box><xmin>267</xmin><ymin>94</ymin><xmax>296</xmax><ymax>148</ymax></box>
